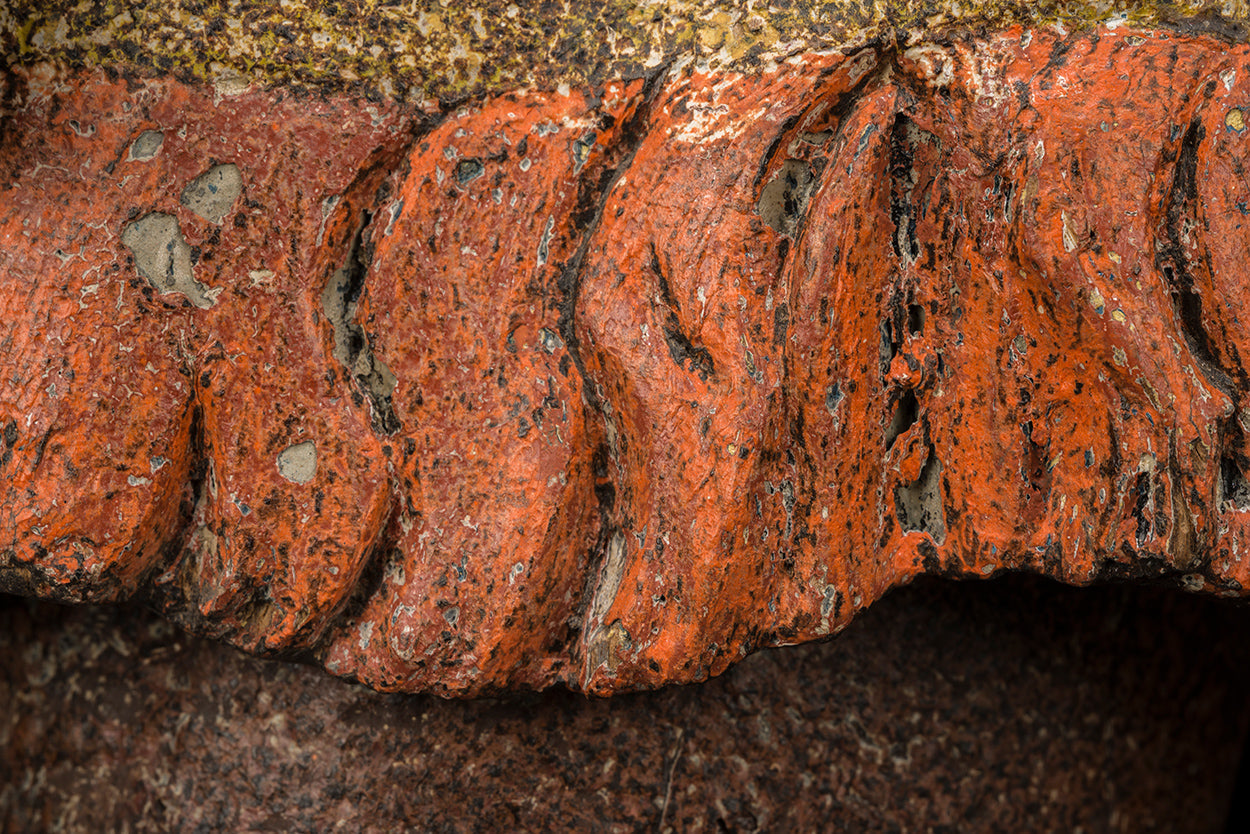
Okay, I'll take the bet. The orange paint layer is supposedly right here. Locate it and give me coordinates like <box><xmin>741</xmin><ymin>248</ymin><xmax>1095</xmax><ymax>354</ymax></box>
<box><xmin>3</xmin><ymin>27</ymin><xmax>1250</xmax><ymax>694</ymax></box>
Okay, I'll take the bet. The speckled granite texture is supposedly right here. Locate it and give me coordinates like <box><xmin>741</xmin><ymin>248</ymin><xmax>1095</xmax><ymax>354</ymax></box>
<box><xmin>4</xmin><ymin>575</ymin><xmax>1249</xmax><ymax>832</ymax></box>
<box><xmin>7</xmin><ymin>0</ymin><xmax>1250</xmax><ymax>99</ymax></box>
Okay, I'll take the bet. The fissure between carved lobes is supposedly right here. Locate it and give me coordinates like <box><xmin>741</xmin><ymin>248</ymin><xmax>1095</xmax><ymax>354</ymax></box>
<box><xmin>292</xmin><ymin>81</ymin><xmax>668</xmax><ymax>692</ymax></box>
<box><xmin>882</xmin><ymin>110</ymin><xmax>945</xmax><ymax>548</ymax></box>
<box><xmin>1153</xmin><ymin>109</ymin><xmax>1250</xmax><ymax>521</ymax></box>
<box><xmin>573</xmin><ymin>59</ymin><xmax>976</xmax><ymax>686</ymax></box>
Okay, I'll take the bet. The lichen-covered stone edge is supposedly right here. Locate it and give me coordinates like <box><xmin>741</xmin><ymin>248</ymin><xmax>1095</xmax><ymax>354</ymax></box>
<box><xmin>3</xmin><ymin>1</ymin><xmax>1250</xmax><ymax>102</ymax></box>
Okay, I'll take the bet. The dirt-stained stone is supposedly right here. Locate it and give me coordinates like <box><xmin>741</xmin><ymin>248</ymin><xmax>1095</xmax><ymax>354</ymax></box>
<box><xmin>4</xmin><ymin>576</ymin><xmax>1250</xmax><ymax>831</ymax></box>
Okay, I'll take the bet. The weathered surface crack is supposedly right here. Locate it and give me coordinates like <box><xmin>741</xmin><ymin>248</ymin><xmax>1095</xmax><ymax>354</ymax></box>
<box><xmin>1158</xmin><ymin>115</ymin><xmax>1236</xmax><ymax>399</ymax></box>
<box><xmin>651</xmin><ymin>241</ymin><xmax>716</xmax><ymax>381</ymax></box>
<box><xmin>322</xmin><ymin>207</ymin><xmax>401</xmax><ymax>435</ymax></box>
<box><xmin>548</xmin><ymin>59</ymin><xmax>677</xmax><ymax>676</ymax></box>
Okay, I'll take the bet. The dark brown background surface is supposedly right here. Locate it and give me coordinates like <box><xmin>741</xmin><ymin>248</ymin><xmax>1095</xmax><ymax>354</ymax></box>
<box><xmin>4</xmin><ymin>574</ymin><xmax>1250</xmax><ymax>832</ymax></box>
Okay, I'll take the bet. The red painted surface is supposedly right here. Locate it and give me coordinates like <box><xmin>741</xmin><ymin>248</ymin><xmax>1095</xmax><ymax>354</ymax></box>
<box><xmin>4</xmin><ymin>28</ymin><xmax>1250</xmax><ymax>694</ymax></box>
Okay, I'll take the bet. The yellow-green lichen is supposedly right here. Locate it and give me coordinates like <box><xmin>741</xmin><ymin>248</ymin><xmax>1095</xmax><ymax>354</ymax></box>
<box><xmin>2</xmin><ymin>0</ymin><xmax>1249</xmax><ymax>101</ymax></box>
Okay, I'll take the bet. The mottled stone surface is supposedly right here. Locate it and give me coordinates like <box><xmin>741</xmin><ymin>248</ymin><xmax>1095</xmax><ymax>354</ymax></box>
<box><xmin>4</xmin><ymin>0</ymin><xmax>1250</xmax><ymax>99</ymax></box>
<box><xmin>4</xmin><ymin>576</ymin><xmax>1250</xmax><ymax>831</ymax></box>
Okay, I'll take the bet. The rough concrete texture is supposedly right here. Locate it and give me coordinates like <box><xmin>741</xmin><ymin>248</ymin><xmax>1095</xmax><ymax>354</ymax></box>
<box><xmin>7</xmin><ymin>26</ymin><xmax>1250</xmax><ymax>695</ymax></box>
<box><xmin>4</xmin><ymin>576</ymin><xmax>1250</xmax><ymax>831</ymax></box>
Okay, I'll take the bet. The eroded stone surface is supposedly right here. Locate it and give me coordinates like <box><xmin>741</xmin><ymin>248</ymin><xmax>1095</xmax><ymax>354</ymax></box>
<box><xmin>120</xmin><ymin>212</ymin><xmax>216</xmax><ymax>308</ymax></box>
<box><xmin>4</xmin><ymin>26</ymin><xmax>1250</xmax><ymax>694</ymax></box>
<box><xmin>180</xmin><ymin>163</ymin><xmax>243</xmax><ymax>225</ymax></box>
<box><xmin>276</xmin><ymin>441</ymin><xmax>317</xmax><ymax>485</ymax></box>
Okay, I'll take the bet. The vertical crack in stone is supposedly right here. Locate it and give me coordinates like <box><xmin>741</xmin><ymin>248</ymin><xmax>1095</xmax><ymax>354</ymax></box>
<box><xmin>884</xmin><ymin>389</ymin><xmax>919</xmax><ymax>450</ymax></box>
<box><xmin>888</xmin><ymin>112</ymin><xmax>924</xmax><ymax>266</ymax></box>
<box><xmin>555</xmin><ymin>60</ymin><xmax>677</xmax><ymax>677</ymax></box>
<box><xmin>1158</xmin><ymin>116</ymin><xmax>1235</xmax><ymax>399</ymax></box>
<box><xmin>143</xmin><ymin>399</ymin><xmax>217</xmax><ymax>632</ymax></box>
<box><xmin>1167</xmin><ymin>436</ymin><xmax>1202</xmax><ymax>570</ymax></box>
<box><xmin>1157</xmin><ymin>113</ymin><xmax>1250</xmax><ymax>514</ymax></box>
<box><xmin>587</xmin><ymin>530</ymin><xmax>627</xmax><ymax>625</ymax></box>
<box><xmin>1221</xmin><ymin>453</ymin><xmax>1250</xmax><ymax>510</ymax></box>
<box><xmin>879</xmin><ymin>316</ymin><xmax>898</xmax><ymax>378</ymax></box>
<box><xmin>895</xmin><ymin>444</ymin><xmax>946</xmax><ymax>544</ymax></box>
<box><xmin>882</xmin><ymin>94</ymin><xmax>947</xmax><ymax>541</ymax></box>
<box><xmin>322</xmin><ymin>208</ymin><xmax>401</xmax><ymax>436</ymax></box>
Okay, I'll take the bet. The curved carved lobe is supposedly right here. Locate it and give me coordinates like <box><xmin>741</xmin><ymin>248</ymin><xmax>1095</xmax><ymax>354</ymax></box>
<box><xmin>3</xmin><ymin>27</ymin><xmax>1250</xmax><ymax>694</ymax></box>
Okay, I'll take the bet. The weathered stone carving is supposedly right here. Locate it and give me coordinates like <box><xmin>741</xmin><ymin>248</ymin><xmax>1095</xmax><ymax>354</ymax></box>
<box><xmin>4</xmin><ymin>25</ymin><xmax>1250</xmax><ymax>694</ymax></box>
